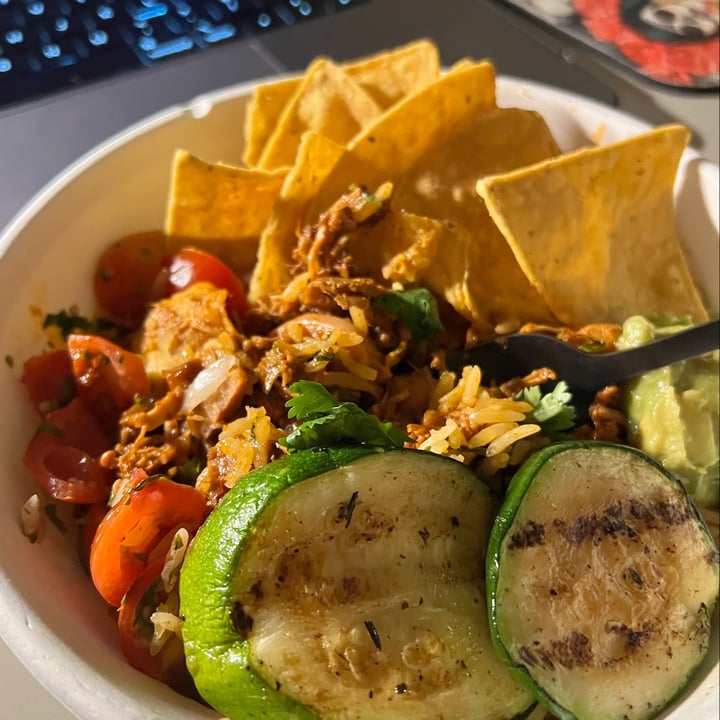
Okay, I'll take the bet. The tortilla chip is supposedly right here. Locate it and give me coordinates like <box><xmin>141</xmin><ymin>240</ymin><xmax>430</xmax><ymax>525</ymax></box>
<box><xmin>249</xmin><ymin>132</ymin><xmax>346</xmax><ymax>301</ymax></box>
<box><xmin>344</xmin><ymin>38</ymin><xmax>440</xmax><ymax>108</ymax></box>
<box><xmin>400</xmin><ymin>107</ymin><xmax>564</xmax><ymax>333</ymax></box>
<box><xmin>242</xmin><ymin>40</ymin><xmax>440</xmax><ymax>168</ymax></box>
<box><xmin>164</xmin><ymin>150</ymin><xmax>286</xmax><ymax>272</ymax></box>
<box><xmin>257</xmin><ymin>59</ymin><xmax>383</xmax><ymax>171</ymax></box>
<box><xmin>447</xmin><ymin>57</ymin><xmax>476</xmax><ymax>73</ymax></box>
<box><xmin>477</xmin><ymin>124</ymin><xmax>708</xmax><ymax>326</ymax></box>
<box><xmin>242</xmin><ymin>76</ymin><xmax>300</xmax><ymax>168</ymax></box>
<box><xmin>308</xmin><ymin>60</ymin><xmax>498</xmax><ymax>218</ymax></box>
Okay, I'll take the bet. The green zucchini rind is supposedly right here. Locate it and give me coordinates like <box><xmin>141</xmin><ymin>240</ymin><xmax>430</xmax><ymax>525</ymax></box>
<box><xmin>181</xmin><ymin>447</ymin><xmax>535</xmax><ymax>720</ymax></box>
<box><xmin>486</xmin><ymin>440</ymin><xmax>720</xmax><ymax>720</ymax></box>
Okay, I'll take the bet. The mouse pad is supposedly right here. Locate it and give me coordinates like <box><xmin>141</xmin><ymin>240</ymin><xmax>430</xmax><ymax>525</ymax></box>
<box><xmin>495</xmin><ymin>0</ymin><xmax>719</xmax><ymax>90</ymax></box>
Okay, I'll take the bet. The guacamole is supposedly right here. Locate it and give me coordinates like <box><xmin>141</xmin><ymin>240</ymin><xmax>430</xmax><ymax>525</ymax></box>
<box><xmin>618</xmin><ymin>316</ymin><xmax>719</xmax><ymax>508</ymax></box>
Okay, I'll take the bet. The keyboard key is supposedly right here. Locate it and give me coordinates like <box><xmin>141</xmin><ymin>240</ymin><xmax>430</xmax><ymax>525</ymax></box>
<box><xmin>205</xmin><ymin>2</ymin><xmax>223</xmax><ymax>21</ymax></box>
<box><xmin>26</xmin><ymin>2</ymin><xmax>47</xmax><ymax>17</ymax></box>
<box><xmin>88</xmin><ymin>28</ymin><xmax>109</xmax><ymax>45</ymax></box>
<box><xmin>81</xmin><ymin>24</ymin><xmax>129</xmax><ymax>55</ymax></box>
<box><xmin>4</xmin><ymin>29</ymin><xmax>25</xmax><ymax>44</ymax></box>
<box><xmin>127</xmin><ymin>3</ymin><xmax>168</xmax><ymax>23</ymax></box>
<box><xmin>162</xmin><ymin>13</ymin><xmax>184</xmax><ymax>33</ymax></box>
<box><xmin>170</xmin><ymin>1</ymin><xmax>191</xmax><ymax>17</ymax></box>
<box><xmin>274</xmin><ymin>5</ymin><xmax>294</xmax><ymax>25</ymax></box>
<box><xmin>136</xmin><ymin>34</ymin><xmax>156</xmax><ymax>50</ymax></box>
<box><xmin>144</xmin><ymin>34</ymin><xmax>192</xmax><ymax>59</ymax></box>
<box><xmin>41</xmin><ymin>41</ymin><xmax>62</xmax><ymax>57</ymax></box>
<box><xmin>203</xmin><ymin>22</ymin><xmax>235</xmax><ymax>42</ymax></box>
<box><xmin>96</xmin><ymin>5</ymin><xmax>116</xmax><ymax>21</ymax></box>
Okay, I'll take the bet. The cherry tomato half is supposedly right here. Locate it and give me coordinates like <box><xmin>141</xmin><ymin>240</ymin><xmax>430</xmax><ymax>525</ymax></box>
<box><xmin>79</xmin><ymin>502</ymin><xmax>108</xmax><ymax>570</ymax></box>
<box><xmin>23</xmin><ymin>398</ymin><xmax>112</xmax><ymax>504</ymax></box>
<box><xmin>89</xmin><ymin>475</ymin><xmax>207</xmax><ymax>607</ymax></box>
<box><xmin>165</xmin><ymin>247</ymin><xmax>248</xmax><ymax>325</ymax></box>
<box><xmin>21</xmin><ymin>349</ymin><xmax>74</xmax><ymax>414</ymax></box>
<box><xmin>93</xmin><ymin>231</ymin><xmax>167</xmax><ymax>328</ymax></box>
<box><xmin>67</xmin><ymin>334</ymin><xmax>151</xmax><ymax>419</ymax></box>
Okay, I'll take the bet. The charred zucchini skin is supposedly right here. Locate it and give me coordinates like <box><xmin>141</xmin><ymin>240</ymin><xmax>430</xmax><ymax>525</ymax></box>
<box><xmin>486</xmin><ymin>440</ymin><xmax>719</xmax><ymax>720</ymax></box>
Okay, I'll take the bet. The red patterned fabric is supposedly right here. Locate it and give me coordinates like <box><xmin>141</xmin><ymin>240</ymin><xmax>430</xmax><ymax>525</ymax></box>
<box><xmin>573</xmin><ymin>0</ymin><xmax>719</xmax><ymax>86</ymax></box>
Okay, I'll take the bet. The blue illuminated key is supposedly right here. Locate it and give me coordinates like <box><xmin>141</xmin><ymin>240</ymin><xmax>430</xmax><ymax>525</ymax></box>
<box><xmin>204</xmin><ymin>23</ymin><xmax>236</xmax><ymax>43</ymax></box>
<box><xmin>96</xmin><ymin>5</ymin><xmax>115</xmax><ymax>20</ymax></box>
<box><xmin>27</xmin><ymin>2</ymin><xmax>45</xmax><ymax>16</ymax></box>
<box><xmin>128</xmin><ymin>4</ymin><xmax>168</xmax><ymax>22</ymax></box>
<box><xmin>88</xmin><ymin>29</ymin><xmax>109</xmax><ymax>46</ymax></box>
<box><xmin>42</xmin><ymin>42</ymin><xmax>62</xmax><ymax>58</ymax></box>
<box><xmin>5</xmin><ymin>29</ymin><xmax>24</xmax><ymax>44</ymax></box>
<box><xmin>146</xmin><ymin>34</ymin><xmax>193</xmax><ymax>59</ymax></box>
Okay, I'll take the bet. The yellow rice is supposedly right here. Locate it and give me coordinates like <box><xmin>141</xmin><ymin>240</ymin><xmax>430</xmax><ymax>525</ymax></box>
<box><xmin>411</xmin><ymin>364</ymin><xmax>543</xmax><ymax>476</ymax></box>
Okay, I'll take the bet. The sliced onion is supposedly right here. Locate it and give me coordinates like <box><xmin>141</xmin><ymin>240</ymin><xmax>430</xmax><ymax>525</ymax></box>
<box><xmin>149</xmin><ymin>611</ymin><xmax>183</xmax><ymax>656</ymax></box>
<box><xmin>275</xmin><ymin>312</ymin><xmax>363</xmax><ymax>346</ymax></box>
<box><xmin>181</xmin><ymin>355</ymin><xmax>238</xmax><ymax>413</ymax></box>
<box><xmin>21</xmin><ymin>494</ymin><xmax>43</xmax><ymax>543</ymax></box>
<box><xmin>160</xmin><ymin>527</ymin><xmax>190</xmax><ymax>593</ymax></box>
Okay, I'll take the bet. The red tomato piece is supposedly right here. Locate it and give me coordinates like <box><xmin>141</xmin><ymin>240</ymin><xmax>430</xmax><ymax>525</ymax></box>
<box><xmin>166</xmin><ymin>247</ymin><xmax>248</xmax><ymax>325</ymax></box>
<box><xmin>42</xmin><ymin>396</ymin><xmax>110</xmax><ymax>455</ymax></box>
<box><xmin>67</xmin><ymin>334</ymin><xmax>151</xmax><ymax>417</ymax></box>
<box><xmin>93</xmin><ymin>231</ymin><xmax>167</xmax><ymax>328</ymax></box>
<box><xmin>89</xmin><ymin>476</ymin><xmax>207</xmax><ymax>607</ymax></box>
<box><xmin>23</xmin><ymin>398</ymin><xmax>112</xmax><ymax>504</ymax></box>
<box><xmin>21</xmin><ymin>349</ymin><xmax>74</xmax><ymax>414</ymax></box>
<box><xmin>78</xmin><ymin>502</ymin><xmax>109</xmax><ymax>570</ymax></box>
<box><xmin>118</xmin><ymin>558</ymin><xmax>198</xmax><ymax>697</ymax></box>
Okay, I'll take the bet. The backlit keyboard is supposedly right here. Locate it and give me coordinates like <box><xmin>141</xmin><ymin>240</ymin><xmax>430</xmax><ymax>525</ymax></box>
<box><xmin>0</xmin><ymin>0</ymin><xmax>368</xmax><ymax>108</ymax></box>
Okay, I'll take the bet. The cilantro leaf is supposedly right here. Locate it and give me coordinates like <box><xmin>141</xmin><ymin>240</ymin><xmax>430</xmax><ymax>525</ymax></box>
<box><xmin>43</xmin><ymin>310</ymin><xmax>93</xmax><ymax>338</ymax></box>
<box><xmin>373</xmin><ymin>288</ymin><xmax>443</xmax><ymax>342</ymax></box>
<box><xmin>517</xmin><ymin>381</ymin><xmax>576</xmax><ymax>440</ymax></box>
<box><xmin>285</xmin><ymin>380</ymin><xmax>338</xmax><ymax>419</ymax></box>
<box><xmin>282</xmin><ymin>380</ymin><xmax>409</xmax><ymax>452</ymax></box>
<box><xmin>43</xmin><ymin>310</ymin><xmax>115</xmax><ymax>339</ymax></box>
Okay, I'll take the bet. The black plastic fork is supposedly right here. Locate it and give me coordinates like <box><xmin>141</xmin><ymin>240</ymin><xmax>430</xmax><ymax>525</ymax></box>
<box><xmin>447</xmin><ymin>319</ymin><xmax>719</xmax><ymax>418</ymax></box>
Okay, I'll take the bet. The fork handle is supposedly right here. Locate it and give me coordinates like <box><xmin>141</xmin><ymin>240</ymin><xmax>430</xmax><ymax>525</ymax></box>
<box><xmin>590</xmin><ymin>318</ymin><xmax>719</xmax><ymax>387</ymax></box>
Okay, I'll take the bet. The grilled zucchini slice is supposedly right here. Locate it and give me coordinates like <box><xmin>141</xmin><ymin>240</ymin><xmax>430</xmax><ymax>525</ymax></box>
<box><xmin>180</xmin><ymin>446</ymin><xmax>535</xmax><ymax>720</ymax></box>
<box><xmin>487</xmin><ymin>440</ymin><xmax>719</xmax><ymax>720</ymax></box>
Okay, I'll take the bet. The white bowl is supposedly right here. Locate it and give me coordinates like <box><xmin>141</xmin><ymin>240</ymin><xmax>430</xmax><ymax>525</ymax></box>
<box><xmin>0</xmin><ymin>76</ymin><xmax>717</xmax><ymax>720</ymax></box>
